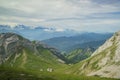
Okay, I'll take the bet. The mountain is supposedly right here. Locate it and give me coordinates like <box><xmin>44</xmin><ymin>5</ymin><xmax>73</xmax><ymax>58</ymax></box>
<box><xmin>65</xmin><ymin>40</ymin><xmax>106</xmax><ymax>63</ymax></box>
<box><xmin>69</xmin><ymin>30</ymin><xmax>120</xmax><ymax>79</ymax></box>
<box><xmin>43</xmin><ymin>33</ymin><xmax>113</xmax><ymax>53</ymax></box>
<box><xmin>0</xmin><ymin>33</ymin><xmax>118</xmax><ymax>80</ymax></box>
<box><xmin>66</xmin><ymin>47</ymin><xmax>94</xmax><ymax>63</ymax></box>
<box><xmin>0</xmin><ymin>33</ymin><xmax>66</xmax><ymax>72</ymax></box>
<box><xmin>0</xmin><ymin>24</ymin><xmax>78</xmax><ymax>40</ymax></box>
<box><xmin>68</xmin><ymin>40</ymin><xmax>106</xmax><ymax>52</ymax></box>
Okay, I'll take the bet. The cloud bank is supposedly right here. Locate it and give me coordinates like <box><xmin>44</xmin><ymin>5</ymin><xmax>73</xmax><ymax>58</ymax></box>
<box><xmin>0</xmin><ymin>0</ymin><xmax>120</xmax><ymax>32</ymax></box>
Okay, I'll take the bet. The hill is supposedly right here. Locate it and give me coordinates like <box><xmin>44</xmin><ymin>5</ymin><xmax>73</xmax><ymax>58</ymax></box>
<box><xmin>0</xmin><ymin>33</ymin><xmax>66</xmax><ymax>72</ymax></box>
<box><xmin>66</xmin><ymin>47</ymin><xmax>94</xmax><ymax>63</ymax></box>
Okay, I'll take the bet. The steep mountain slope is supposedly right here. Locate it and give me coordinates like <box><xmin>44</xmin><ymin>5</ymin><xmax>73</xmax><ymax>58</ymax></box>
<box><xmin>43</xmin><ymin>33</ymin><xmax>112</xmax><ymax>53</ymax></box>
<box><xmin>65</xmin><ymin>40</ymin><xmax>105</xmax><ymax>63</ymax></box>
<box><xmin>69</xmin><ymin>31</ymin><xmax>120</xmax><ymax>79</ymax></box>
<box><xmin>0</xmin><ymin>33</ymin><xmax>66</xmax><ymax>72</ymax></box>
<box><xmin>66</xmin><ymin>47</ymin><xmax>94</xmax><ymax>63</ymax></box>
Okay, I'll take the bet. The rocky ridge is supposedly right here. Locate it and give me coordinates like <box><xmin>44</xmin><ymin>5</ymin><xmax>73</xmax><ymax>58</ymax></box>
<box><xmin>71</xmin><ymin>30</ymin><xmax>120</xmax><ymax>79</ymax></box>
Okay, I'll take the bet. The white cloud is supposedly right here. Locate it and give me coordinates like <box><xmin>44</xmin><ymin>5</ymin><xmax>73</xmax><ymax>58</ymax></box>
<box><xmin>55</xmin><ymin>28</ymin><xmax>65</xmax><ymax>32</ymax></box>
<box><xmin>0</xmin><ymin>0</ymin><xmax>120</xmax><ymax>32</ymax></box>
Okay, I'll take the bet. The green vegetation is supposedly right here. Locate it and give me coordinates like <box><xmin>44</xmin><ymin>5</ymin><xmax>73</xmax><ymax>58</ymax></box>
<box><xmin>67</xmin><ymin>34</ymin><xmax>120</xmax><ymax>77</ymax></box>
<box><xmin>0</xmin><ymin>67</ymin><xmax>55</xmax><ymax>80</ymax></box>
<box><xmin>0</xmin><ymin>66</ymin><xmax>119</xmax><ymax>80</ymax></box>
<box><xmin>66</xmin><ymin>48</ymin><xmax>93</xmax><ymax>63</ymax></box>
<box><xmin>0</xmin><ymin>32</ymin><xmax>120</xmax><ymax>80</ymax></box>
<box><xmin>3</xmin><ymin>47</ymin><xmax>67</xmax><ymax>73</ymax></box>
<box><xmin>1</xmin><ymin>46</ymin><xmax>119</xmax><ymax>80</ymax></box>
<box><xmin>67</xmin><ymin>49</ymin><xmax>82</xmax><ymax>59</ymax></box>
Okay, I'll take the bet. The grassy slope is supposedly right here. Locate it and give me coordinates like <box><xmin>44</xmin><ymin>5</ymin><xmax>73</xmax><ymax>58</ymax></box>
<box><xmin>1</xmin><ymin>49</ymin><xmax>119</xmax><ymax>80</ymax></box>
<box><xmin>66</xmin><ymin>48</ymin><xmax>92</xmax><ymax>63</ymax></box>
<box><xmin>67</xmin><ymin>49</ymin><xmax>83</xmax><ymax>59</ymax></box>
<box><xmin>0</xmin><ymin>43</ymin><xmax>119</xmax><ymax>80</ymax></box>
<box><xmin>3</xmin><ymin>47</ymin><xmax>67</xmax><ymax>72</ymax></box>
<box><xmin>66</xmin><ymin>39</ymin><xmax>118</xmax><ymax>76</ymax></box>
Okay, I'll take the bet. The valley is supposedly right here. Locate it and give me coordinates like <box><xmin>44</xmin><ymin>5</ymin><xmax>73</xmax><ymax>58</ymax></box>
<box><xmin>0</xmin><ymin>0</ymin><xmax>120</xmax><ymax>79</ymax></box>
<box><xmin>0</xmin><ymin>31</ymin><xmax>120</xmax><ymax>80</ymax></box>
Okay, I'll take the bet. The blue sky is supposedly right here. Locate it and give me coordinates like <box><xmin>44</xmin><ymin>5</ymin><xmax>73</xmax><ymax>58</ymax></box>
<box><xmin>0</xmin><ymin>0</ymin><xmax>120</xmax><ymax>33</ymax></box>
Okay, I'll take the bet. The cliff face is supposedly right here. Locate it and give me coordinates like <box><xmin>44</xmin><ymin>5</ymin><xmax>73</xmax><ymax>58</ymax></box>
<box><xmin>91</xmin><ymin>31</ymin><xmax>120</xmax><ymax>57</ymax></box>
<box><xmin>0</xmin><ymin>33</ymin><xmax>32</xmax><ymax>63</ymax></box>
<box><xmin>71</xmin><ymin>31</ymin><xmax>120</xmax><ymax>79</ymax></box>
<box><xmin>88</xmin><ymin>31</ymin><xmax>120</xmax><ymax>78</ymax></box>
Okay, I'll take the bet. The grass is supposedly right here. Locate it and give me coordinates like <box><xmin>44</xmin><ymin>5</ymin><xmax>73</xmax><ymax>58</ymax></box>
<box><xmin>1</xmin><ymin>39</ymin><xmax>120</xmax><ymax>80</ymax></box>
<box><xmin>0</xmin><ymin>66</ymin><xmax>55</xmax><ymax>80</ymax></box>
<box><xmin>0</xmin><ymin>66</ymin><xmax>119</xmax><ymax>80</ymax></box>
<box><xmin>67</xmin><ymin>49</ymin><xmax>82</xmax><ymax>59</ymax></box>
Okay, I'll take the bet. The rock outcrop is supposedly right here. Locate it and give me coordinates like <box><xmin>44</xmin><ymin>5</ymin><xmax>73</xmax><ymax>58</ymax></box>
<box><xmin>72</xmin><ymin>30</ymin><xmax>120</xmax><ymax>79</ymax></box>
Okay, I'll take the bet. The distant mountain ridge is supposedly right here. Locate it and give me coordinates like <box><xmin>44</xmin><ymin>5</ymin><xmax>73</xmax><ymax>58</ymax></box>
<box><xmin>43</xmin><ymin>33</ymin><xmax>113</xmax><ymax>63</ymax></box>
<box><xmin>43</xmin><ymin>33</ymin><xmax>113</xmax><ymax>53</ymax></box>
<box><xmin>0</xmin><ymin>24</ymin><xmax>78</xmax><ymax>40</ymax></box>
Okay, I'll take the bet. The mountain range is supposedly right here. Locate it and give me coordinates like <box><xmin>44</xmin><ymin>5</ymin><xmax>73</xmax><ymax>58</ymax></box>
<box><xmin>43</xmin><ymin>33</ymin><xmax>113</xmax><ymax>63</ymax></box>
<box><xmin>0</xmin><ymin>30</ymin><xmax>120</xmax><ymax>80</ymax></box>
<box><xmin>0</xmin><ymin>24</ymin><xmax>78</xmax><ymax>40</ymax></box>
<box><xmin>43</xmin><ymin>33</ymin><xmax>113</xmax><ymax>53</ymax></box>
<box><xmin>0</xmin><ymin>25</ymin><xmax>113</xmax><ymax>64</ymax></box>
